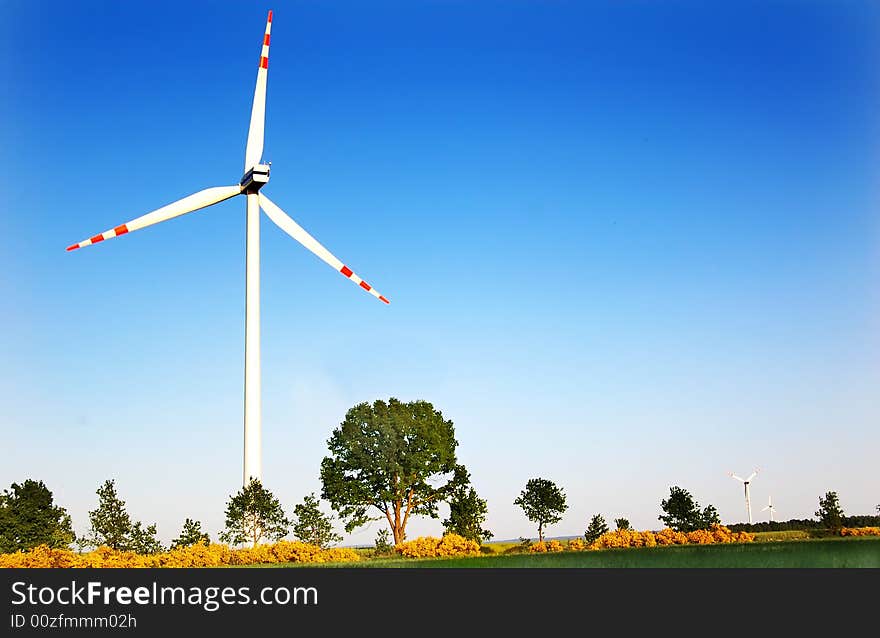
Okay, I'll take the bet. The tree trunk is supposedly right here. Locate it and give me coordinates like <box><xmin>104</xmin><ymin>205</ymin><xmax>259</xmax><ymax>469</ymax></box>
<box><xmin>538</xmin><ymin>523</ymin><xmax>544</xmax><ymax>543</ymax></box>
<box><xmin>392</xmin><ymin>500</ymin><xmax>403</xmax><ymax>544</ymax></box>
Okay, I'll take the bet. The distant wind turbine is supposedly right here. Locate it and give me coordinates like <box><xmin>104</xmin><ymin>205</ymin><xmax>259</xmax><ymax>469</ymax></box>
<box><xmin>728</xmin><ymin>469</ymin><xmax>759</xmax><ymax>524</ymax></box>
<box><xmin>761</xmin><ymin>495</ymin><xmax>777</xmax><ymax>522</ymax></box>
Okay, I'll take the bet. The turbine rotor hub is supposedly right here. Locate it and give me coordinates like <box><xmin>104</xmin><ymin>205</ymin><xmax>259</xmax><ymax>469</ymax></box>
<box><xmin>240</xmin><ymin>163</ymin><xmax>271</xmax><ymax>193</ymax></box>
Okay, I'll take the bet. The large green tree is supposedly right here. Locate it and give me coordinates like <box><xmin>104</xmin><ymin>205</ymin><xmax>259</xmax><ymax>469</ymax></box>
<box><xmin>0</xmin><ymin>479</ymin><xmax>76</xmax><ymax>553</ymax></box>
<box><xmin>320</xmin><ymin>398</ymin><xmax>467</xmax><ymax>545</ymax></box>
<box><xmin>443</xmin><ymin>484</ymin><xmax>493</xmax><ymax>544</ymax></box>
<box><xmin>815</xmin><ymin>491</ymin><xmax>844</xmax><ymax>532</ymax></box>
<box><xmin>291</xmin><ymin>493</ymin><xmax>342</xmax><ymax>548</ymax></box>
<box><xmin>658</xmin><ymin>486</ymin><xmax>719</xmax><ymax>532</ymax></box>
<box><xmin>219</xmin><ymin>478</ymin><xmax>290</xmax><ymax>547</ymax></box>
<box><xmin>514</xmin><ymin>477</ymin><xmax>568</xmax><ymax>542</ymax></box>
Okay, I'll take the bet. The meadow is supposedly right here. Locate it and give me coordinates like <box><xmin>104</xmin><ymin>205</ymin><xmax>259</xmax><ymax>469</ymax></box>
<box><xmin>250</xmin><ymin>536</ymin><xmax>880</xmax><ymax>568</ymax></box>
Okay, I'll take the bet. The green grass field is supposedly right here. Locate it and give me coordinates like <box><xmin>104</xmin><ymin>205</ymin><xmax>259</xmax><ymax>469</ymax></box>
<box><xmin>246</xmin><ymin>536</ymin><xmax>880</xmax><ymax>568</ymax></box>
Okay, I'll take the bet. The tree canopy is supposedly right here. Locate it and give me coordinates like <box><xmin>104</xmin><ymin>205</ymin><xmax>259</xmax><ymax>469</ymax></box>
<box><xmin>320</xmin><ymin>398</ymin><xmax>468</xmax><ymax>545</ymax></box>
<box><xmin>514</xmin><ymin>477</ymin><xmax>568</xmax><ymax>542</ymax></box>
<box><xmin>816</xmin><ymin>491</ymin><xmax>844</xmax><ymax>532</ymax></box>
<box><xmin>0</xmin><ymin>479</ymin><xmax>75</xmax><ymax>553</ymax></box>
<box><xmin>658</xmin><ymin>486</ymin><xmax>719</xmax><ymax>532</ymax></box>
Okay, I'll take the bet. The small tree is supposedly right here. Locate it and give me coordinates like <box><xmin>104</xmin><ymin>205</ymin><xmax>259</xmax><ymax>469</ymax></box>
<box><xmin>373</xmin><ymin>529</ymin><xmax>394</xmax><ymax>556</ymax></box>
<box><xmin>291</xmin><ymin>493</ymin><xmax>342</xmax><ymax>548</ymax></box>
<box><xmin>129</xmin><ymin>521</ymin><xmax>164</xmax><ymax>554</ymax></box>
<box><xmin>815</xmin><ymin>491</ymin><xmax>844</xmax><ymax>533</ymax></box>
<box><xmin>220</xmin><ymin>478</ymin><xmax>290</xmax><ymax>547</ymax></box>
<box><xmin>659</xmin><ymin>486</ymin><xmax>718</xmax><ymax>532</ymax></box>
<box><xmin>514</xmin><ymin>478</ymin><xmax>568</xmax><ymax>542</ymax></box>
<box><xmin>701</xmin><ymin>504</ymin><xmax>721</xmax><ymax>527</ymax></box>
<box><xmin>171</xmin><ymin>519</ymin><xmax>211</xmax><ymax>549</ymax></box>
<box><xmin>614</xmin><ymin>517</ymin><xmax>631</xmax><ymax>531</ymax></box>
<box><xmin>83</xmin><ymin>479</ymin><xmax>134</xmax><ymax>550</ymax></box>
<box><xmin>0</xmin><ymin>479</ymin><xmax>76</xmax><ymax>553</ymax></box>
<box><xmin>81</xmin><ymin>479</ymin><xmax>161</xmax><ymax>552</ymax></box>
<box><xmin>584</xmin><ymin>514</ymin><xmax>609</xmax><ymax>543</ymax></box>
<box><xmin>443</xmin><ymin>484</ymin><xmax>493</xmax><ymax>544</ymax></box>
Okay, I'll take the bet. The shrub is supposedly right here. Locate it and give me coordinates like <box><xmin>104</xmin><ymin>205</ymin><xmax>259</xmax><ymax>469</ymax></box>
<box><xmin>372</xmin><ymin>529</ymin><xmax>394</xmax><ymax>557</ymax></box>
<box><xmin>529</xmin><ymin>539</ymin><xmax>564</xmax><ymax>553</ymax></box>
<box><xmin>840</xmin><ymin>527</ymin><xmax>880</xmax><ymax>537</ymax></box>
<box><xmin>394</xmin><ymin>533</ymin><xmax>480</xmax><ymax>559</ymax></box>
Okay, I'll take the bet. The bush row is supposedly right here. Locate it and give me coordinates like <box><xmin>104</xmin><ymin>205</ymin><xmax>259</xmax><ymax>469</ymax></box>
<box><xmin>527</xmin><ymin>525</ymin><xmax>755</xmax><ymax>552</ymax></box>
<box><xmin>839</xmin><ymin>527</ymin><xmax>880</xmax><ymax>537</ymax></box>
<box><xmin>0</xmin><ymin>540</ymin><xmax>360</xmax><ymax>568</ymax></box>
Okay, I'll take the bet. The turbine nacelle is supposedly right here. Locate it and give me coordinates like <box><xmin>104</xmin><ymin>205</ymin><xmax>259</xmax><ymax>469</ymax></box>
<box><xmin>240</xmin><ymin>163</ymin><xmax>271</xmax><ymax>193</ymax></box>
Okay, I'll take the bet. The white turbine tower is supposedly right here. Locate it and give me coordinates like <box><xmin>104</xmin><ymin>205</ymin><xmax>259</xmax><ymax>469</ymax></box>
<box><xmin>66</xmin><ymin>11</ymin><xmax>389</xmax><ymax>486</ymax></box>
<box><xmin>728</xmin><ymin>469</ymin><xmax>759</xmax><ymax>524</ymax></box>
<box><xmin>761</xmin><ymin>495</ymin><xmax>777</xmax><ymax>522</ymax></box>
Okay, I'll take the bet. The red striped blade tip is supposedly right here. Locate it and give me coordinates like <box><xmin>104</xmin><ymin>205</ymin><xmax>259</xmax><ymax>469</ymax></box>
<box><xmin>66</xmin><ymin>244</ymin><xmax>79</xmax><ymax>251</ymax></box>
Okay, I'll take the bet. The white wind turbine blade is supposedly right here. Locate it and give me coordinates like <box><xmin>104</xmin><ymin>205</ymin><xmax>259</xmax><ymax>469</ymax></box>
<box><xmin>259</xmin><ymin>193</ymin><xmax>390</xmax><ymax>304</ymax></box>
<box><xmin>728</xmin><ymin>472</ymin><xmax>744</xmax><ymax>482</ymax></box>
<box><xmin>746</xmin><ymin>471</ymin><xmax>758</xmax><ymax>482</ymax></box>
<box><xmin>244</xmin><ymin>10</ymin><xmax>273</xmax><ymax>171</ymax></box>
<box><xmin>67</xmin><ymin>185</ymin><xmax>242</xmax><ymax>251</ymax></box>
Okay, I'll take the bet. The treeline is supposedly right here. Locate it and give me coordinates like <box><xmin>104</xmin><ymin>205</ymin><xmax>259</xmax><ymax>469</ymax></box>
<box><xmin>3</xmin><ymin>400</ymin><xmax>877</xmax><ymax>555</ymax></box>
<box><xmin>729</xmin><ymin>515</ymin><xmax>880</xmax><ymax>533</ymax></box>
<box><xmin>0</xmin><ymin>478</ymin><xmax>345</xmax><ymax>555</ymax></box>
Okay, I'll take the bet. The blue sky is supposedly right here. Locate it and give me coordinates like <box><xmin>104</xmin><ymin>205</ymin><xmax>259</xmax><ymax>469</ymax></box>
<box><xmin>1</xmin><ymin>0</ymin><xmax>878</xmax><ymax>545</ymax></box>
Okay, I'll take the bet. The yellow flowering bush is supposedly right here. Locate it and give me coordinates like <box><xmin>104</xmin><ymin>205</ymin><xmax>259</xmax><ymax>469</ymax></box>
<box><xmin>709</xmin><ymin>524</ymin><xmax>754</xmax><ymax>544</ymax></box>
<box><xmin>394</xmin><ymin>533</ymin><xmax>480</xmax><ymax>558</ymax></box>
<box><xmin>686</xmin><ymin>529</ymin><xmax>716</xmax><ymax>545</ymax></box>
<box><xmin>0</xmin><ymin>541</ymin><xmax>359</xmax><ymax>569</ymax></box>
<box><xmin>567</xmin><ymin>539</ymin><xmax>587</xmax><ymax>551</ymax></box>
<box><xmin>654</xmin><ymin>528</ymin><xmax>688</xmax><ymax>546</ymax></box>
<box><xmin>590</xmin><ymin>529</ymin><xmax>658</xmax><ymax>549</ymax></box>
<box><xmin>589</xmin><ymin>525</ymin><xmax>753</xmax><ymax>550</ymax></box>
<box><xmin>840</xmin><ymin>527</ymin><xmax>880</xmax><ymax>537</ymax></box>
<box><xmin>529</xmin><ymin>539</ymin><xmax>564</xmax><ymax>553</ymax></box>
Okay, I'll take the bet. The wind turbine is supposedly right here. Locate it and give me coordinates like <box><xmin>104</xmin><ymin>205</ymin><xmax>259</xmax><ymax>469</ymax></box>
<box><xmin>728</xmin><ymin>469</ymin><xmax>759</xmax><ymax>524</ymax></box>
<box><xmin>761</xmin><ymin>495</ymin><xmax>777</xmax><ymax>522</ymax></box>
<box><xmin>66</xmin><ymin>10</ymin><xmax>389</xmax><ymax>486</ymax></box>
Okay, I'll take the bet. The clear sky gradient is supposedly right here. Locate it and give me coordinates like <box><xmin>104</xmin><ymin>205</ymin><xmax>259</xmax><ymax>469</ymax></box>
<box><xmin>1</xmin><ymin>1</ymin><xmax>878</xmax><ymax>545</ymax></box>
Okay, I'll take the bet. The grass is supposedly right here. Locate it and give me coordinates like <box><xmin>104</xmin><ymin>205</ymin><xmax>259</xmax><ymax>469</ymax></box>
<box><xmin>243</xmin><ymin>536</ymin><xmax>880</xmax><ymax>568</ymax></box>
<box><xmin>752</xmin><ymin>530</ymin><xmax>812</xmax><ymax>542</ymax></box>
